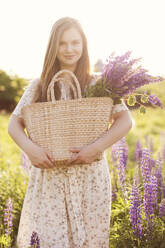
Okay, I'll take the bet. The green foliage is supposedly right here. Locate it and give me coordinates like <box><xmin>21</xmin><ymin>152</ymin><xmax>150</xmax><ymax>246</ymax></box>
<box><xmin>0</xmin><ymin>94</ymin><xmax>165</xmax><ymax>247</ymax></box>
<box><xmin>0</xmin><ymin>70</ymin><xmax>28</xmax><ymax>112</ymax></box>
<box><xmin>0</xmin><ymin>113</ymin><xmax>28</xmax><ymax>247</ymax></box>
<box><xmin>109</xmin><ymin>195</ymin><xmax>165</xmax><ymax>248</ymax></box>
<box><xmin>127</xmin><ymin>95</ymin><xmax>136</xmax><ymax>106</ymax></box>
<box><xmin>83</xmin><ymin>80</ymin><xmax>122</xmax><ymax>104</ymax></box>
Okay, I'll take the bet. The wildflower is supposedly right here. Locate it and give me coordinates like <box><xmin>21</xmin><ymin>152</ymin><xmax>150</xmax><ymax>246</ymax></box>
<box><xmin>112</xmin><ymin>189</ymin><xmax>117</xmax><ymax>202</ymax></box>
<box><xmin>134</xmin><ymin>140</ymin><xmax>142</xmax><ymax>162</ymax></box>
<box><xmin>141</xmin><ymin>148</ymin><xmax>151</xmax><ymax>183</ymax></box>
<box><xmin>159</xmin><ymin>198</ymin><xmax>165</xmax><ymax>217</ymax></box>
<box><xmin>155</xmin><ymin>156</ymin><xmax>163</xmax><ymax>201</ymax></box>
<box><xmin>4</xmin><ymin>198</ymin><xmax>13</xmax><ymax>235</ymax></box>
<box><xmin>112</xmin><ymin>138</ymin><xmax>128</xmax><ymax>195</ymax></box>
<box><xmin>148</xmin><ymin>94</ymin><xmax>163</xmax><ymax>108</ymax></box>
<box><xmin>129</xmin><ymin>177</ymin><xmax>142</xmax><ymax>238</ymax></box>
<box><xmin>143</xmin><ymin>180</ymin><xmax>154</xmax><ymax>230</ymax></box>
<box><xmin>163</xmin><ymin>185</ymin><xmax>165</xmax><ymax>199</ymax></box>
<box><xmin>141</xmin><ymin>149</ymin><xmax>155</xmax><ymax>230</ymax></box>
<box><xmin>84</xmin><ymin>51</ymin><xmax>164</xmax><ymax>111</ymax></box>
<box><xmin>151</xmin><ymin>176</ymin><xmax>158</xmax><ymax>210</ymax></box>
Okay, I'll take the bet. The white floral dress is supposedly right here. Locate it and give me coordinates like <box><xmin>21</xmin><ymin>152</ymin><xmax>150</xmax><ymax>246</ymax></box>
<box><xmin>12</xmin><ymin>75</ymin><xmax>129</xmax><ymax>248</ymax></box>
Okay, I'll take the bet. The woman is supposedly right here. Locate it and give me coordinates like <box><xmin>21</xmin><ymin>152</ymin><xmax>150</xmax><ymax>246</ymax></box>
<box><xmin>8</xmin><ymin>17</ymin><xmax>133</xmax><ymax>248</ymax></box>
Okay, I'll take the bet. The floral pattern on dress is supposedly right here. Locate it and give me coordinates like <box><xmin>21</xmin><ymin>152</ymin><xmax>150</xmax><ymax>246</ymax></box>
<box><xmin>12</xmin><ymin>74</ymin><xmax>129</xmax><ymax>248</ymax></box>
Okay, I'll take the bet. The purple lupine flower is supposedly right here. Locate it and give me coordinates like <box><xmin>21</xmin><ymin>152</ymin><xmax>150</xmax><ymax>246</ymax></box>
<box><xmin>143</xmin><ymin>180</ymin><xmax>154</xmax><ymax>230</ymax></box>
<box><xmin>163</xmin><ymin>184</ymin><xmax>165</xmax><ymax>199</ymax></box>
<box><xmin>117</xmin><ymin>154</ymin><xmax>126</xmax><ymax>192</ymax></box>
<box><xmin>111</xmin><ymin>138</ymin><xmax>128</xmax><ymax>196</ymax></box>
<box><xmin>144</xmin><ymin>135</ymin><xmax>155</xmax><ymax>155</ymax></box>
<box><xmin>148</xmin><ymin>94</ymin><xmax>163</xmax><ymax>108</ymax></box>
<box><xmin>112</xmin><ymin>189</ymin><xmax>117</xmax><ymax>201</ymax></box>
<box><xmin>134</xmin><ymin>140</ymin><xmax>143</xmax><ymax>162</ymax></box>
<box><xmin>140</xmin><ymin>148</ymin><xmax>155</xmax><ymax>231</ymax></box>
<box><xmin>96</xmin><ymin>51</ymin><xmax>165</xmax><ymax>109</ymax></box>
<box><xmin>155</xmin><ymin>156</ymin><xmax>163</xmax><ymax>201</ymax></box>
<box><xmin>149</xmin><ymin>158</ymin><xmax>155</xmax><ymax>171</ymax></box>
<box><xmin>129</xmin><ymin>177</ymin><xmax>142</xmax><ymax>238</ymax></box>
<box><xmin>4</xmin><ymin>198</ymin><xmax>13</xmax><ymax>235</ymax></box>
<box><xmin>151</xmin><ymin>176</ymin><xmax>158</xmax><ymax>209</ymax></box>
<box><xmin>159</xmin><ymin>198</ymin><xmax>165</xmax><ymax>217</ymax></box>
<box><xmin>140</xmin><ymin>148</ymin><xmax>151</xmax><ymax>183</ymax></box>
<box><xmin>30</xmin><ymin>231</ymin><xmax>40</xmax><ymax>248</ymax></box>
<box><xmin>122</xmin><ymin>138</ymin><xmax>129</xmax><ymax>168</ymax></box>
<box><xmin>116</xmin><ymin>137</ymin><xmax>128</xmax><ymax>167</ymax></box>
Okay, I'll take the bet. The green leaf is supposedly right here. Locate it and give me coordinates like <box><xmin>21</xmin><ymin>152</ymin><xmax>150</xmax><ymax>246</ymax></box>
<box><xmin>127</xmin><ymin>95</ymin><xmax>136</xmax><ymax>106</ymax></box>
<box><xmin>141</xmin><ymin>95</ymin><xmax>148</xmax><ymax>103</ymax></box>
<box><xmin>139</xmin><ymin>106</ymin><xmax>146</xmax><ymax>114</ymax></box>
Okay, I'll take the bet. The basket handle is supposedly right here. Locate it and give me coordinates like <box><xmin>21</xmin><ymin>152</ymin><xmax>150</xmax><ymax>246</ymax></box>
<box><xmin>47</xmin><ymin>69</ymin><xmax>82</xmax><ymax>102</ymax></box>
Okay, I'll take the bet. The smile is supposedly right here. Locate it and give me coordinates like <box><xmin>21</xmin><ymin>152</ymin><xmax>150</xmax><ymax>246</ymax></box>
<box><xmin>64</xmin><ymin>55</ymin><xmax>75</xmax><ymax>59</ymax></box>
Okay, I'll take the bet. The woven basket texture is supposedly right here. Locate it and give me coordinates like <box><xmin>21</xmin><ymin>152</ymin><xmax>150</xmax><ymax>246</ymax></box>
<box><xmin>21</xmin><ymin>69</ymin><xmax>113</xmax><ymax>167</ymax></box>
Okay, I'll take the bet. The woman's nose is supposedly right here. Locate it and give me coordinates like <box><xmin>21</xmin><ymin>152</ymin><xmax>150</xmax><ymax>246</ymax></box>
<box><xmin>66</xmin><ymin>44</ymin><xmax>73</xmax><ymax>52</ymax></box>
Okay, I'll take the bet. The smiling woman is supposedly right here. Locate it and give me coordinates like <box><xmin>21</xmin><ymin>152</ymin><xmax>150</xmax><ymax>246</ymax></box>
<box><xmin>57</xmin><ymin>28</ymin><xmax>83</xmax><ymax>72</ymax></box>
<box><xmin>8</xmin><ymin>16</ymin><xmax>132</xmax><ymax>248</ymax></box>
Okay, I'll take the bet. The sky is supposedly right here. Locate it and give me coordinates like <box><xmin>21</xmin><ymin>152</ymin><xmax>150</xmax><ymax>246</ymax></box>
<box><xmin>0</xmin><ymin>0</ymin><xmax>165</xmax><ymax>80</ymax></box>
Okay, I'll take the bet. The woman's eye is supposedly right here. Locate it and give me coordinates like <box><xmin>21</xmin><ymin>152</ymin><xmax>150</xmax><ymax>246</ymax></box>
<box><xmin>73</xmin><ymin>41</ymin><xmax>80</xmax><ymax>44</ymax></box>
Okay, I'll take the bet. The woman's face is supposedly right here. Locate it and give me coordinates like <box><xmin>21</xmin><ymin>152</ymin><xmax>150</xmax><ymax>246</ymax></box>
<box><xmin>57</xmin><ymin>27</ymin><xmax>83</xmax><ymax>72</ymax></box>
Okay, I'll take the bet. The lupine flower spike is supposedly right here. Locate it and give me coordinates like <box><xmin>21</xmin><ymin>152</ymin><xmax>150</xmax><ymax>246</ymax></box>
<box><xmin>4</xmin><ymin>198</ymin><xmax>13</xmax><ymax>236</ymax></box>
<box><xmin>129</xmin><ymin>176</ymin><xmax>142</xmax><ymax>238</ymax></box>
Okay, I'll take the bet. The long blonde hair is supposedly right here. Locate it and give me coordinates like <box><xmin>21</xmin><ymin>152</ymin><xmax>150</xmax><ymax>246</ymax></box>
<box><xmin>33</xmin><ymin>17</ymin><xmax>92</xmax><ymax>102</ymax></box>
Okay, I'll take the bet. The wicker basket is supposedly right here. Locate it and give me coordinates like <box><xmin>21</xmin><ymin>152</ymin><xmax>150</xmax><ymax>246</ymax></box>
<box><xmin>21</xmin><ymin>69</ymin><xmax>114</xmax><ymax>167</ymax></box>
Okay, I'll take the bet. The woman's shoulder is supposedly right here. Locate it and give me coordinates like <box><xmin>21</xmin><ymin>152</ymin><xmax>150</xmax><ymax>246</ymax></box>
<box><xmin>28</xmin><ymin>77</ymin><xmax>40</xmax><ymax>86</ymax></box>
<box><xmin>24</xmin><ymin>77</ymin><xmax>40</xmax><ymax>90</ymax></box>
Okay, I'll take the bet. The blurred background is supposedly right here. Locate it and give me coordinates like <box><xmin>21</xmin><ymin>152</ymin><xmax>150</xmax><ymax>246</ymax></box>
<box><xmin>0</xmin><ymin>0</ymin><xmax>165</xmax><ymax>247</ymax></box>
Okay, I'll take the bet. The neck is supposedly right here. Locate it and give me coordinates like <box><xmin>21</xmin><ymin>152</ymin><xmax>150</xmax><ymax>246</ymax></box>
<box><xmin>60</xmin><ymin>64</ymin><xmax>77</xmax><ymax>73</ymax></box>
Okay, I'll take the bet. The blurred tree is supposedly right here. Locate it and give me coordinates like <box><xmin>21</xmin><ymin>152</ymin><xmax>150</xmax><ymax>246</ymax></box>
<box><xmin>0</xmin><ymin>70</ymin><xmax>28</xmax><ymax>112</ymax></box>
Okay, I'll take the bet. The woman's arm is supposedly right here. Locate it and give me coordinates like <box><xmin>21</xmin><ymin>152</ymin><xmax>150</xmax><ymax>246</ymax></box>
<box><xmin>8</xmin><ymin>115</ymin><xmax>33</xmax><ymax>154</ymax></box>
<box><xmin>91</xmin><ymin>109</ymin><xmax>133</xmax><ymax>153</ymax></box>
<box><xmin>8</xmin><ymin>115</ymin><xmax>54</xmax><ymax>168</ymax></box>
<box><xmin>8</xmin><ymin>77</ymin><xmax>55</xmax><ymax>169</ymax></box>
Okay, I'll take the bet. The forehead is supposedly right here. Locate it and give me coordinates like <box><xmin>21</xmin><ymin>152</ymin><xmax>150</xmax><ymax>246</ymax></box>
<box><xmin>60</xmin><ymin>27</ymin><xmax>82</xmax><ymax>41</ymax></box>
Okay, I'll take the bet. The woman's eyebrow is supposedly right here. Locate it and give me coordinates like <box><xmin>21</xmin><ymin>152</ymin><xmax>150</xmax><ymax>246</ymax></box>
<box><xmin>60</xmin><ymin>39</ymin><xmax>81</xmax><ymax>43</ymax></box>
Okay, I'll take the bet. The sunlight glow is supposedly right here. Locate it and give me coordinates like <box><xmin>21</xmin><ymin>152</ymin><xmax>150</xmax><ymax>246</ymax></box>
<box><xmin>0</xmin><ymin>0</ymin><xmax>164</xmax><ymax>79</ymax></box>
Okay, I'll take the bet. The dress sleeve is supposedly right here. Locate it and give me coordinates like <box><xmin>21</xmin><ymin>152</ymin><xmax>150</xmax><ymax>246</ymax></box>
<box><xmin>111</xmin><ymin>100</ymin><xmax>129</xmax><ymax>115</ymax></box>
<box><xmin>12</xmin><ymin>78</ymin><xmax>39</xmax><ymax>118</ymax></box>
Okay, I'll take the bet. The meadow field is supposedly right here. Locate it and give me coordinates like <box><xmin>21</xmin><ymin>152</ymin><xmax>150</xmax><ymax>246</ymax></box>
<box><xmin>0</xmin><ymin>81</ymin><xmax>165</xmax><ymax>247</ymax></box>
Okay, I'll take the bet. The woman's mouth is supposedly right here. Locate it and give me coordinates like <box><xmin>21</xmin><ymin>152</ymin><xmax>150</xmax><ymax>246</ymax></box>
<box><xmin>64</xmin><ymin>55</ymin><xmax>75</xmax><ymax>59</ymax></box>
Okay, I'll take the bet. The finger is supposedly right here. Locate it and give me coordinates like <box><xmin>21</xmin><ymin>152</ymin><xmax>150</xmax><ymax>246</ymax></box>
<box><xmin>41</xmin><ymin>156</ymin><xmax>53</xmax><ymax>168</ymax></box>
<box><xmin>46</xmin><ymin>158</ymin><xmax>54</xmax><ymax>167</ymax></box>
<box><xmin>44</xmin><ymin>150</ymin><xmax>54</xmax><ymax>167</ymax></box>
<box><xmin>42</xmin><ymin>161</ymin><xmax>50</xmax><ymax>168</ymax></box>
<box><xmin>44</xmin><ymin>149</ymin><xmax>54</xmax><ymax>160</ymax></box>
<box><xmin>46</xmin><ymin>153</ymin><xmax>54</xmax><ymax>165</ymax></box>
<box><xmin>69</xmin><ymin>147</ymin><xmax>81</xmax><ymax>153</ymax></box>
<box><xmin>67</xmin><ymin>155</ymin><xmax>77</xmax><ymax>164</ymax></box>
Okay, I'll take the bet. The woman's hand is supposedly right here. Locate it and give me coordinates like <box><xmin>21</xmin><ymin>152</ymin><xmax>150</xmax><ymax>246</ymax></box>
<box><xmin>67</xmin><ymin>144</ymin><xmax>102</xmax><ymax>165</ymax></box>
<box><xmin>25</xmin><ymin>142</ymin><xmax>54</xmax><ymax>169</ymax></box>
